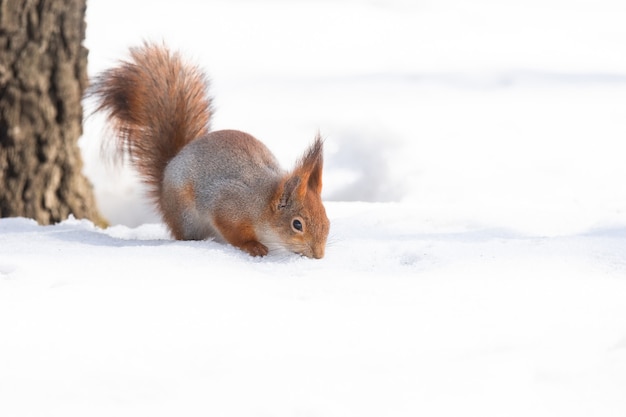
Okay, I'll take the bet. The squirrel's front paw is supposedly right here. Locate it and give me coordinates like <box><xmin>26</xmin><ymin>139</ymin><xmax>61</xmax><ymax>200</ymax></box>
<box><xmin>241</xmin><ymin>241</ymin><xmax>269</xmax><ymax>257</ymax></box>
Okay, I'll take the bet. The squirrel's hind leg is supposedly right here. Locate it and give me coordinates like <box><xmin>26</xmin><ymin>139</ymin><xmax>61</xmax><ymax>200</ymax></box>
<box><xmin>160</xmin><ymin>181</ymin><xmax>216</xmax><ymax>241</ymax></box>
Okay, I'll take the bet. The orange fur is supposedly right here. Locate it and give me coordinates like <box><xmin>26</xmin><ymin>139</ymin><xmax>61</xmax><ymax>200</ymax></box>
<box><xmin>212</xmin><ymin>213</ymin><xmax>268</xmax><ymax>257</ymax></box>
<box><xmin>88</xmin><ymin>42</ymin><xmax>212</xmax><ymax>206</ymax></box>
<box><xmin>174</xmin><ymin>182</ymin><xmax>197</xmax><ymax>240</ymax></box>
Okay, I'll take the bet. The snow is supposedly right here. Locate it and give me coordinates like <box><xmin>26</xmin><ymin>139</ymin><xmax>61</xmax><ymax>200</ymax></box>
<box><xmin>2</xmin><ymin>0</ymin><xmax>626</xmax><ymax>416</ymax></box>
<box><xmin>2</xmin><ymin>212</ymin><xmax>626</xmax><ymax>416</ymax></box>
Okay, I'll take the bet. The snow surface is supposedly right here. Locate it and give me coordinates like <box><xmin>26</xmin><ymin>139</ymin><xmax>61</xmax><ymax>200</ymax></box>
<box><xmin>2</xmin><ymin>0</ymin><xmax>626</xmax><ymax>416</ymax></box>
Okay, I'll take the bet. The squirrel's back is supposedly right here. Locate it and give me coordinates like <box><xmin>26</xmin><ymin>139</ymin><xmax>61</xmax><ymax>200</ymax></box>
<box><xmin>161</xmin><ymin>129</ymin><xmax>284</xmax><ymax>240</ymax></box>
<box><xmin>88</xmin><ymin>42</ymin><xmax>213</xmax><ymax>204</ymax></box>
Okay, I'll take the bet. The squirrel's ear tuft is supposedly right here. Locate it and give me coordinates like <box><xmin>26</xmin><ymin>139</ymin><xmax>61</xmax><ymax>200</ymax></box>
<box><xmin>296</xmin><ymin>133</ymin><xmax>324</xmax><ymax>195</ymax></box>
<box><xmin>275</xmin><ymin>133</ymin><xmax>325</xmax><ymax>210</ymax></box>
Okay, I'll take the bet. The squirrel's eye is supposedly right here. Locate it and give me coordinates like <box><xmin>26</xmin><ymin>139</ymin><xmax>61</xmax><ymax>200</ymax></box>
<box><xmin>292</xmin><ymin>219</ymin><xmax>303</xmax><ymax>232</ymax></box>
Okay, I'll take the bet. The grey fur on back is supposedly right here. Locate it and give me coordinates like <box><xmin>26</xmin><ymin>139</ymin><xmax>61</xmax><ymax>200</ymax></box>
<box><xmin>161</xmin><ymin>130</ymin><xmax>284</xmax><ymax>240</ymax></box>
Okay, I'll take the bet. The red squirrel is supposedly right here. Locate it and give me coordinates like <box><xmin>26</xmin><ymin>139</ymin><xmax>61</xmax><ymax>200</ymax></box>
<box><xmin>89</xmin><ymin>43</ymin><xmax>330</xmax><ymax>258</ymax></box>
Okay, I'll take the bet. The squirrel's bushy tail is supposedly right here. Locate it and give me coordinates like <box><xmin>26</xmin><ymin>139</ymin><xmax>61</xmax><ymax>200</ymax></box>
<box><xmin>88</xmin><ymin>42</ymin><xmax>212</xmax><ymax>202</ymax></box>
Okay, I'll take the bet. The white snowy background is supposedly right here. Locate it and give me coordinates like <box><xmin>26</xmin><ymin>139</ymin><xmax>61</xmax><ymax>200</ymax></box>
<box><xmin>2</xmin><ymin>0</ymin><xmax>626</xmax><ymax>416</ymax></box>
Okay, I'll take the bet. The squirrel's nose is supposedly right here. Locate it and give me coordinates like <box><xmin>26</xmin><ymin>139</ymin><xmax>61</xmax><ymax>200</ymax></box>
<box><xmin>312</xmin><ymin>246</ymin><xmax>325</xmax><ymax>259</ymax></box>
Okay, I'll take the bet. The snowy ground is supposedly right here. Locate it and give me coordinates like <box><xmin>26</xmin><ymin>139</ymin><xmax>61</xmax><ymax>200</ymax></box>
<box><xmin>1</xmin><ymin>208</ymin><xmax>626</xmax><ymax>416</ymax></box>
<box><xmin>2</xmin><ymin>0</ymin><xmax>626</xmax><ymax>416</ymax></box>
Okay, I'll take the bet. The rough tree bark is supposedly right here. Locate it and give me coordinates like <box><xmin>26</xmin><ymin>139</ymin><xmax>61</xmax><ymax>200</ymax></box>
<box><xmin>0</xmin><ymin>0</ymin><xmax>103</xmax><ymax>225</ymax></box>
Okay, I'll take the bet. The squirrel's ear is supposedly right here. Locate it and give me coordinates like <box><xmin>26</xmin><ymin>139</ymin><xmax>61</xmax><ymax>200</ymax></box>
<box><xmin>296</xmin><ymin>133</ymin><xmax>324</xmax><ymax>195</ymax></box>
<box><xmin>277</xmin><ymin>175</ymin><xmax>301</xmax><ymax>210</ymax></box>
<box><xmin>276</xmin><ymin>134</ymin><xmax>324</xmax><ymax>210</ymax></box>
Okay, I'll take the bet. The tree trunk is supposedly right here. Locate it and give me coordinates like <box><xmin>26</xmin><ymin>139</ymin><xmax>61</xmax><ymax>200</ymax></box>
<box><xmin>0</xmin><ymin>0</ymin><xmax>103</xmax><ymax>225</ymax></box>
